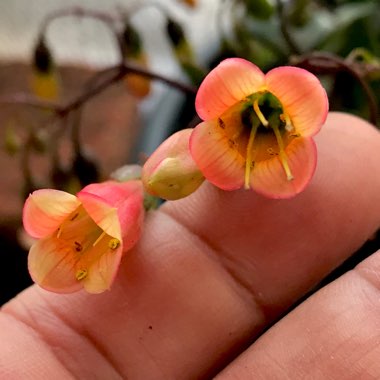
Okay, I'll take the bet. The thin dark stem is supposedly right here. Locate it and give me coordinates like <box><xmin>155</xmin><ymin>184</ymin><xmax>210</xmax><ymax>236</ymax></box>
<box><xmin>0</xmin><ymin>63</ymin><xmax>196</xmax><ymax>116</ymax></box>
<box><xmin>293</xmin><ymin>52</ymin><xmax>379</xmax><ymax>127</ymax></box>
<box><xmin>57</xmin><ymin>62</ymin><xmax>196</xmax><ymax>118</ymax></box>
<box><xmin>123</xmin><ymin>62</ymin><xmax>197</xmax><ymax>94</ymax></box>
<box><xmin>40</xmin><ymin>7</ymin><xmax>121</xmax><ymax>35</ymax></box>
<box><xmin>276</xmin><ymin>0</ymin><xmax>301</xmax><ymax>55</ymax></box>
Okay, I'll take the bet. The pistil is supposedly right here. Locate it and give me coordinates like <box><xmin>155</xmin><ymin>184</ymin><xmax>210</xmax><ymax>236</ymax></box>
<box><xmin>253</xmin><ymin>99</ymin><xmax>269</xmax><ymax>127</ymax></box>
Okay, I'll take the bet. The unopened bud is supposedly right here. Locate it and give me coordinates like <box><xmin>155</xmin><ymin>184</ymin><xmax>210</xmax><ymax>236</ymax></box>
<box><xmin>124</xmin><ymin>54</ymin><xmax>151</xmax><ymax>98</ymax></box>
<box><xmin>166</xmin><ymin>18</ymin><xmax>195</xmax><ymax>66</ymax></box>
<box><xmin>142</xmin><ymin>129</ymin><xmax>204</xmax><ymax>200</ymax></box>
<box><xmin>31</xmin><ymin>37</ymin><xmax>60</xmax><ymax>100</ymax></box>
<box><xmin>33</xmin><ymin>37</ymin><xmax>53</xmax><ymax>74</ymax></box>
<box><xmin>166</xmin><ymin>18</ymin><xmax>185</xmax><ymax>47</ymax></box>
<box><xmin>121</xmin><ymin>23</ymin><xmax>142</xmax><ymax>58</ymax></box>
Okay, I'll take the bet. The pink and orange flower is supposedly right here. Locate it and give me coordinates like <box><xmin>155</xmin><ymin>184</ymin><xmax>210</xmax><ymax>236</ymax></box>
<box><xmin>190</xmin><ymin>58</ymin><xmax>329</xmax><ymax>198</ymax></box>
<box><xmin>23</xmin><ymin>180</ymin><xmax>144</xmax><ymax>294</ymax></box>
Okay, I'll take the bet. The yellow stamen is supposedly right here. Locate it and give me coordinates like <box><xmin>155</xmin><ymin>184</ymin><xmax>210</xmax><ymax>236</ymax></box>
<box><xmin>57</xmin><ymin>228</ymin><xmax>62</xmax><ymax>238</ymax></box>
<box><xmin>272</xmin><ymin>124</ymin><xmax>294</xmax><ymax>181</ymax></box>
<box><xmin>76</xmin><ymin>269</ymin><xmax>88</xmax><ymax>281</ymax></box>
<box><xmin>93</xmin><ymin>231</ymin><xmax>106</xmax><ymax>247</ymax></box>
<box><xmin>280</xmin><ymin>113</ymin><xmax>293</xmax><ymax>132</ymax></box>
<box><xmin>253</xmin><ymin>99</ymin><xmax>268</xmax><ymax>127</ymax></box>
<box><xmin>244</xmin><ymin>122</ymin><xmax>259</xmax><ymax>189</ymax></box>
<box><xmin>108</xmin><ymin>238</ymin><xmax>120</xmax><ymax>250</ymax></box>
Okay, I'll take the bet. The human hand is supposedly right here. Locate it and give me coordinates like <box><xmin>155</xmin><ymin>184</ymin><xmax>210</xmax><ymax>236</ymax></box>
<box><xmin>1</xmin><ymin>112</ymin><xmax>379</xmax><ymax>379</ymax></box>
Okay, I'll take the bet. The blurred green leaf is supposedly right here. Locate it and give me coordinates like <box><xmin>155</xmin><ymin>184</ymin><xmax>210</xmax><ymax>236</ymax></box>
<box><xmin>312</xmin><ymin>2</ymin><xmax>378</xmax><ymax>51</ymax></box>
<box><xmin>244</xmin><ymin>0</ymin><xmax>275</xmax><ymax>20</ymax></box>
<box><xmin>180</xmin><ymin>61</ymin><xmax>206</xmax><ymax>86</ymax></box>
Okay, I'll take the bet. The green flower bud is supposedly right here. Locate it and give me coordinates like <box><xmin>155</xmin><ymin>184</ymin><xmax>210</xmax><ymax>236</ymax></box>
<box><xmin>142</xmin><ymin>129</ymin><xmax>204</xmax><ymax>200</ymax></box>
<box><xmin>145</xmin><ymin>156</ymin><xmax>204</xmax><ymax>200</ymax></box>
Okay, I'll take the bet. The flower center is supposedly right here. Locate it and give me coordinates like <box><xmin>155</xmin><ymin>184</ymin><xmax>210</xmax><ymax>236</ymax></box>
<box><xmin>56</xmin><ymin>206</ymin><xmax>120</xmax><ymax>281</ymax></box>
<box><xmin>241</xmin><ymin>92</ymin><xmax>296</xmax><ymax>189</ymax></box>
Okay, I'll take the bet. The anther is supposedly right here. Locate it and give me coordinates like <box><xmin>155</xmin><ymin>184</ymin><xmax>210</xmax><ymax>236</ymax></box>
<box><xmin>76</xmin><ymin>269</ymin><xmax>88</xmax><ymax>281</ymax></box>
<box><xmin>108</xmin><ymin>238</ymin><xmax>120</xmax><ymax>250</ymax></box>
<box><xmin>280</xmin><ymin>113</ymin><xmax>293</xmax><ymax>132</ymax></box>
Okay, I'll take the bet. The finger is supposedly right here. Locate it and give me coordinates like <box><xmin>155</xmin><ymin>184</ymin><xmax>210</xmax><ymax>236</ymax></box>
<box><xmin>216</xmin><ymin>248</ymin><xmax>380</xmax><ymax>379</ymax></box>
<box><xmin>1</xmin><ymin>112</ymin><xmax>379</xmax><ymax>380</ymax></box>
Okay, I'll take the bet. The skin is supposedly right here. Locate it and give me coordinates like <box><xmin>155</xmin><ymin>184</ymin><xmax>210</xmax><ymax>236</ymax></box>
<box><xmin>1</xmin><ymin>112</ymin><xmax>380</xmax><ymax>379</ymax></box>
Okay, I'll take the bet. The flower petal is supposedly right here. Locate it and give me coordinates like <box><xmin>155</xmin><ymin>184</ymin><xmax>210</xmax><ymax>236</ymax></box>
<box><xmin>82</xmin><ymin>245</ymin><xmax>123</xmax><ymax>294</ymax></box>
<box><xmin>265</xmin><ymin>66</ymin><xmax>328</xmax><ymax>137</ymax></box>
<box><xmin>190</xmin><ymin>120</ymin><xmax>245</xmax><ymax>190</ymax></box>
<box><xmin>80</xmin><ymin>180</ymin><xmax>144</xmax><ymax>247</ymax></box>
<box><xmin>251</xmin><ymin>137</ymin><xmax>317</xmax><ymax>198</ymax></box>
<box><xmin>28</xmin><ymin>237</ymin><xmax>82</xmax><ymax>293</ymax></box>
<box><xmin>196</xmin><ymin>58</ymin><xmax>265</xmax><ymax>121</ymax></box>
<box><xmin>115</xmin><ymin>183</ymin><xmax>144</xmax><ymax>250</ymax></box>
<box><xmin>77</xmin><ymin>191</ymin><xmax>121</xmax><ymax>241</ymax></box>
<box><xmin>23</xmin><ymin>189</ymin><xmax>81</xmax><ymax>239</ymax></box>
<box><xmin>81</xmin><ymin>180</ymin><xmax>141</xmax><ymax>209</ymax></box>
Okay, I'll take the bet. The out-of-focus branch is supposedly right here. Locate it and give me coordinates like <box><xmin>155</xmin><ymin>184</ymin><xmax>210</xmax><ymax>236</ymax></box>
<box><xmin>0</xmin><ymin>62</ymin><xmax>197</xmax><ymax>116</ymax></box>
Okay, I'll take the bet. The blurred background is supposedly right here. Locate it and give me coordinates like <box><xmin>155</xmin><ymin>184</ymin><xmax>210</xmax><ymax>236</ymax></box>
<box><xmin>0</xmin><ymin>0</ymin><xmax>379</xmax><ymax>304</ymax></box>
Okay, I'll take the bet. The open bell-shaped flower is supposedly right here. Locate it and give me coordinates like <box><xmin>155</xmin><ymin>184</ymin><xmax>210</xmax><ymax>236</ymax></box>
<box><xmin>23</xmin><ymin>180</ymin><xmax>144</xmax><ymax>294</ymax></box>
<box><xmin>190</xmin><ymin>57</ymin><xmax>328</xmax><ymax>198</ymax></box>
